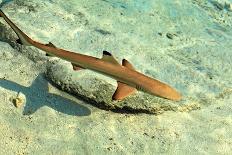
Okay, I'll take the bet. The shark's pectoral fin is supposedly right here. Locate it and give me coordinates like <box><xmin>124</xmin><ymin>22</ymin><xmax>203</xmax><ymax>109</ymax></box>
<box><xmin>71</xmin><ymin>63</ymin><xmax>85</xmax><ymax>71</ymax></box>
<box><xmin>101</xmin><ymin>51</ymin><xmax>120</xmax><ymax>65</ymax></box>
<box><xmin>112</xmin><ymin>81</ymin><xmax>137</xmax><ymax>100</ymax></box>
<box><xmin>107</xmin><ymin>58</ymin><xmax>137</xmax><ymax>100</ymax></box>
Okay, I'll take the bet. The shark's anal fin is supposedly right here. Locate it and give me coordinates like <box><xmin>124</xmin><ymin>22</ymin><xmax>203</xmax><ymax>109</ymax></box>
<box><xmin>71</xmin><ymin>63</ymin><xmax>84</xmax><ymax>71</ymax></box>
<box><xmin>112</xmin><ymin>81</ymin><xmax>137</xmax><ymax>100</ymax></box>
<box><xmin>16</xmin><ymin>38</ymin><xmax>31</xmax><ymax>46</ymax></box>
<box><xmin>16</xmin><ymin>38</ymin><xmax>23</xmax><ymax>45</ymax></box>
<box><xmin>101</xmin><ymin>51</ymin><xmax>120</xmax><ymax>65</ymax></box>
<box><xmin>46</xmin><ymin>53</ymin><xmax>53</xmax><ymax>56</ymax></box>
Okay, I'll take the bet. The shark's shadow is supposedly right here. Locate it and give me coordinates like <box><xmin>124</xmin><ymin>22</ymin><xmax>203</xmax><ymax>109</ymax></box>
<box><xmin>0</xmin><ymin>74</ymin><xmax>91</xmax><ymax>116</ymax></box>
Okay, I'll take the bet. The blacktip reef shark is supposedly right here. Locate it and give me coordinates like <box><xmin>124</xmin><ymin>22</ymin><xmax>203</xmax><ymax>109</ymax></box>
<box><xmin>0</xmin><ymin>10</ymin><xmax>182</xmax><ymax>101</ymax></box>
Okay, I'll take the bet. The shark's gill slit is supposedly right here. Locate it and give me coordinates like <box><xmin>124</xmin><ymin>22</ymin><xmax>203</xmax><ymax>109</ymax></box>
<box><xmin>136</xmin><ymin>85</ymin><xmax>142</xmax><ymax>91</ymax></box>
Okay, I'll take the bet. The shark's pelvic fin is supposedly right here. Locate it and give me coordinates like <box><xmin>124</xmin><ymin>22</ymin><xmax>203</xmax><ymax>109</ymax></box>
<box><xmin>72</xmin><ymin>63</ymin><xmax>84</xmax><ymax>71</ymax></box>
<box><xmin>101</xmin><ymin>51</ymin><xmax>120</xmax><ymax>65</ymax></box>
<box><xmin>112</xmin><ymin>81</ymin><xmax>137</xmax><ymax>100</ymax></box>
<box><xmin>46</xmin><ymin>53</ymin><xmax>53</xmax><ymax>56</ymax></box>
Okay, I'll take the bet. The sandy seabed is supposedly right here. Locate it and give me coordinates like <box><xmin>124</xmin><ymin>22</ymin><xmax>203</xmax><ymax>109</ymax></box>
<box><xmin>0</xmin><ymin>0</ymin><xmax>231</xmax><ymax>154</ymax></box>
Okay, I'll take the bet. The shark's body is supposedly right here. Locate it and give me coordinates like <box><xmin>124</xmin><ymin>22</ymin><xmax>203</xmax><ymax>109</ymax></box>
<box><xmin>0</xmin><ymin>10</ymin><xmax>182</xmax><ymax>101</ymax></box>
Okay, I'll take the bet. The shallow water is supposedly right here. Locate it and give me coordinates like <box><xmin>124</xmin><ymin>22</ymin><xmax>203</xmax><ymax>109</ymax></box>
<box><xmin>0</xmin><ymin>0</ymin><xmax>232</xmax><ymax>154</ymax></box>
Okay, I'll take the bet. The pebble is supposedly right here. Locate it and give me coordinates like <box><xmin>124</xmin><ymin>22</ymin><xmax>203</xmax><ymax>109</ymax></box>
<box><xmin>12</xmin><ymin>92</ymin><xmax>25</xmax><ymax>108</ymax></box>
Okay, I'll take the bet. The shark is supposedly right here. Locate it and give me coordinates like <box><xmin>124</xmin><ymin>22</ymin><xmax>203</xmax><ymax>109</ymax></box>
<box><xmin>0</xmin><ymin>10</ymin><xmax>182</xmax><ymax>101</ymax></box>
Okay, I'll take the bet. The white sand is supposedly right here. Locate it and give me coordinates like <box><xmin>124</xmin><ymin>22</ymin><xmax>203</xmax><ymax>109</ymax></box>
<box><xmin>0</xmin><ymin>0</ymin><xmax>231</xmax><ymax>154</ymax></box>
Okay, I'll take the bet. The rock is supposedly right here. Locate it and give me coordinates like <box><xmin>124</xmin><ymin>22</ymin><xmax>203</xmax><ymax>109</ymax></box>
<box><xmin>45</xmin><ymin>60</ymin><xmax>199</xmax><ymax>115</ymax></box>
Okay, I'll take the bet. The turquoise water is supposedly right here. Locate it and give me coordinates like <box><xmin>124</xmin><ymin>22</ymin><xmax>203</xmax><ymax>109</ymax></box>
<box><xmin>0</xmin><ymin>0</ymin><xmax>232</xmax><ymax>154</ymax></box>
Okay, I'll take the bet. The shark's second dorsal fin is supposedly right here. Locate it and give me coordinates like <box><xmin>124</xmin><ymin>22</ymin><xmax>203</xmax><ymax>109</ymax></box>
<box><xmin>101</xmin><ymin>51</ymin><xmax>120</xmax><ymax>65</ymax></box>
<box><xmin>45</xmin><ymin>42</ymin><xmax>56</xmax><ymax>56</ymax></box>
<box><xmin>112</xmin><ymin>81</ymin><xmax>137</xmax><ymax>100</ymax></box>
<box><xmin>122</xmin><ymin>59</ymin><xmax>135</xmax><ymax>70</ymax></box>
<box><xmin>46</xmin><ymin>42</ymin><xmax>56</xmax><ymax>48</ymax></box>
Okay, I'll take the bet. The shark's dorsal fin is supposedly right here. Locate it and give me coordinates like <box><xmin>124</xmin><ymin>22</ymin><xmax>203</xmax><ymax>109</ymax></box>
<box><xmin>122</xmin><ymin>59</ymin><xmax>135</xmax><ymax>70</ymax></box>
<box><xmin>101</xmin><ymin>51</ymin><xmax>120</xmax><ymax>65</ymax></box>
<box><xmin>71</xmin><ymin>63</ymin><xmax>85</xmax><ymax>71</ymax></box>
<box><xmin>112</xmin><ymin>81</ymin><xmax>137</xmax><ymax>100</ymax></box>
<box><xmin>46</xmin><ymin>42</ymin><xmax>56</xmax><ymax>48</ymax></box>
<box><xmin>45</xmin><ymin>42</ymin><xmax>56</xmax><ymax>56</ymax></box>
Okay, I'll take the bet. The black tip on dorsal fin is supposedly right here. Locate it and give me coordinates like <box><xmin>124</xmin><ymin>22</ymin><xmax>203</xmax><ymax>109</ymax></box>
<box><xmin>46</xmin><ymin>42</ymin><xmax>56</xmax><ymax>48</ymax></box>
<box><xmin>102</xmin><ymin>50</ymin><xmax>120</xmax><ymax>65</ymax></box>
<box><xmin>103</xmin><ymin>50</ymin><xmax>112</xmax><ymax>56</ymax></box>
<box><xmin>122</xmin><ymin>59</ymin><xmax>127</xmax><ymax>65</ymax></box>
<box><xmin>122</xmin><ymin>59</ymin><xmax>135</xmax><ymax>70</ymax></box>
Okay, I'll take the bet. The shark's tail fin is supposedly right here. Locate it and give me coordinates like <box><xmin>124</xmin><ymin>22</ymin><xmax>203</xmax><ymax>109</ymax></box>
<box><xmin>0</xmin><ymin>9</ymin><xmax>32</xmax><ymax>46</ymax></box>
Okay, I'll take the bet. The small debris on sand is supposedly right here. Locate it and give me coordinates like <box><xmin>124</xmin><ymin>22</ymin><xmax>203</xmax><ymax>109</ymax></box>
<box><xmin>12</xmin><ymin>92</ymin><xmax>25</xmax><ymax>108</ymax></box>
<box><xmin>225</xmin><ymin>3</ymin><xmax>232</xmax><ymax>11</ymax></box>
